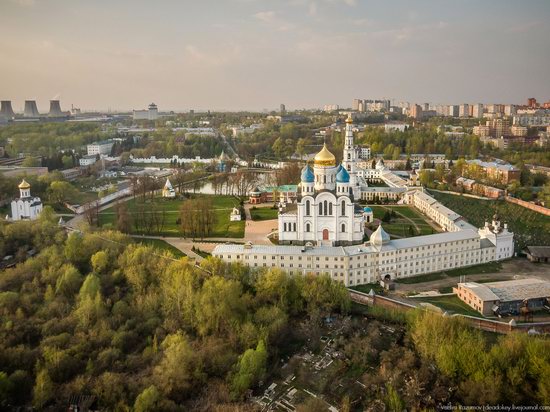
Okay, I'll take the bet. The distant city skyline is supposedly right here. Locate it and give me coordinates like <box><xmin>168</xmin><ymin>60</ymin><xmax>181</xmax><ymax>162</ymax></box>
<box><xmin>1</xmin><ymin>0</ymin><xmax>549</xmax><ymax>111</ymax></box>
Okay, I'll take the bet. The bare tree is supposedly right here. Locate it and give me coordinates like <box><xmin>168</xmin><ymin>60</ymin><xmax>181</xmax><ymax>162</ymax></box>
<box><xmin>83</xmin><ymin>200</ymin><xmax>100</xmax><ymax>226</ymax></box>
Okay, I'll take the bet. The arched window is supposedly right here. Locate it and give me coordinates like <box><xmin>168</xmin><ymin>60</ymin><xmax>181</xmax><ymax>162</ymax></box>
<box><xmin>305</xmin><ymin>200</ymin><xmax>310</xmax><ymax>216</ymax></box>
<box><xmin>341</xmin><ymin>200</ymin><xmax>346</xmax><ymax>216</ymax></box>
<box><xmin>341</xmin><ymin>223</ymin><xmax>346</xmax><ymax>233</ymax></box>
<box><xmin>319</xmin><ymin>202</ymin><xmax>323</xmax><ymax>215</ymax></box>
<box><xmin>323</xmin><ymin>175</ymin><xmax>326</xmax><ymax>183</ymax></box>
<box><xmin>328</xmin><ymin>202</ymin><xmax>332</xmax><ymax>215</ymax></box>
<box><xmin>306</xmin><ymin>223</ymin><xmax>310</xmax><ymax>232</ymax></box>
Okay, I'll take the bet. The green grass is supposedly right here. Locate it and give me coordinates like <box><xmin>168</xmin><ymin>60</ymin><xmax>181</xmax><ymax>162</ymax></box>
<box><xmin>67</xmin><ymin>191</ymin><xmax>98</xmax><ymax>205</ymax></box>
<box><xmin>98</xmin><ymin>195</ymin><xmax>245</xmax><ymax>238</ymax></box>
<box><xmin>250</xmin><ymin>206</ymin><xmax>278</xmax><ymax>221</ymax></box>
<box><xmin>417</xmin><ymin>295</ymin><xmax>481</xmax><ymax>317</ymax></box>
<box><xmin>351</xmin><ymin>282</ymin><xmax>384</xmax><ymax>295</ymax></box>
<box><xmin>439</xmin><ymin>261</ymin><xmax>502</xmax><ymax>277</ymax></box>
<box><xmin>133</xmin><ymin>238</ymin><xmax>186</xmax><ymax>258</ymax></box>
<box><xmin>395</xmin><ymin>272</ymin><xmax>446</xmax><ymax>284</ymax></box>
<box><xmin>431</xmin><ymin>191</ymin><xmax>550</xmax><ymax>252</ymax></box>
<box><xmin>369</xmin><ymin>205</ymin><xmax>436</xmax><ymax>238</ymax></box>
<box><xmin>395</xmin><ymin>261</ymin><xmax>502</xmax><ymax>284</ymax></box>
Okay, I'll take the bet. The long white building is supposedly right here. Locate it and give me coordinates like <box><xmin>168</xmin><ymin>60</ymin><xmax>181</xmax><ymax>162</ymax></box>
<box><xmin>213</xmin><ymin>116</ymin><xmax>514</xmax><ymax>286</ymax></box>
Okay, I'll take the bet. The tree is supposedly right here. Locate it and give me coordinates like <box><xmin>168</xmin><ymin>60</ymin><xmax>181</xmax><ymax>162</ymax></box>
<box><xmin>47</xmin><ymin>181</ymin><xmax>77</xmax><ymax>204</ymax></box>
<box><xmin>134</xmin><ymin>385</ymin><xmax>161</xmax><ymax>412</ymax></box>
<box><xmin>154</xmin><ymin>333</ymin><xmax>201</xmax><ymax>401</ymax></box>
<box><xmin>541</xmin><ymin>182</ymin><xmax>550</xmax><ymax>206</ymax></box>
<box><xmin>231</xmin><ymin>340</ymin><xmax>268</xmax><ymax>398</ymax></box>
<box><xmin>32</xmin><ymin>368</ymin><xmax>54</xmax><ymax>409</ymax></box>
<box><xmin>91</xmin><ymin>250</ymin><xmax>109</xmax><ymax>274</ymax></box>
<box><xmin>22</xmin><ymin>156</ymin><xmax>40</xmax><ymax>167</ymax></box>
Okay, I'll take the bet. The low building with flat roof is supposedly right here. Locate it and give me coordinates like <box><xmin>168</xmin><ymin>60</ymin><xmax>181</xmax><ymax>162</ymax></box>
<box><xmin>525</xmin><ymin>246</ymin><xmax>550</xmax><ymax>263</ymax></box>
<box><xmin>455</xmin><ymin>278</ymin><xmax>550</xmax><ymax>316</ymax></box>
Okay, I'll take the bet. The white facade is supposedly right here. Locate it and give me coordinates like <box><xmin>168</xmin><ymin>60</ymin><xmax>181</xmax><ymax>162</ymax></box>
<box><xmin>384</xmin><ymin>123</ymin><xmax>408</xmax><ymax>132</ymax></box>
<box><xmin>87</xmin><ymin>140</ymin><xmax>114</xmax><ymax>156</ymax></box>
<box><xmin>162</xmin><ymin>178</ymin><xmax>176</xmax><ymax>198</ymax></box>
<box><xmin>10</xmin><ymin>180</ymin><xmax>43</xmax><ymax>221</ymax></box>
<box><xmin>133</xmin><ymin>103</ymin><xmax>159</xmax><ymax>121</ymax></box>
<box><xmin>230</xmin><ymin>207</ymin><xmax>242</xmax><ymax>222</ymax></box>
<box><xmin>214</xmin><ymin>219</ymin><xmax>513</xmax><ymax>287</ymax></box>
<box><xmin>79</xmin><ymin>155</ymin><xmax>98</xmax><ymax>167</ymax></box>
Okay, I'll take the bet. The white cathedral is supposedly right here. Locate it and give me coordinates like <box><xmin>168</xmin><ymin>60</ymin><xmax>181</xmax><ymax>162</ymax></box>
<box><xmin>278</xmin><ymin>115</ymin><xmax>371</xmax><ymax>246</ymax></box>
<box><xmin>213</xmin><ymin>115</ymin><xmax>514</xmax><ymax>286</ymax></box>
<box><xmin>10</xmin><ymin>179</ymin><xmax>43</xmax><ymax>221</ymax></box>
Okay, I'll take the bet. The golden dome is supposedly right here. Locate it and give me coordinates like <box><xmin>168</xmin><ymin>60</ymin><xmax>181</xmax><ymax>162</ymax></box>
<box><xmin>345</xmin><ymin>114</ymin><xmax>353</xmax><ymax>124</ymax></box>
<box><xmin>18</xmin><ymin>179</ymin><xmax>30</xmax><ymax>189</ymax></box>
<box><xmin>314</xmin><ymin>143</ymin><xmax>336</xmax><ymax>167</ymax></box>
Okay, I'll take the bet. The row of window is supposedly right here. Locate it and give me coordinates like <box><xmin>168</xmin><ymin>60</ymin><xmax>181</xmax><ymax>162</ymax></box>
<box><xmin>305</xmin><ymin>199</ymin><xmax>348</xmax><ymax>217</ymax></box>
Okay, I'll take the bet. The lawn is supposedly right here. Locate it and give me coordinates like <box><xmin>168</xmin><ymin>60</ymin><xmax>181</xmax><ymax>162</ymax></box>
<box><xmin>350</xmin><ymin>282</ymin><xmax>384</xmax><ymax>295</ymax></box>
<box><xmin>250</xmin><ymin>206</ymin><xmax>278</xmax><ymax>221</ymax></box>
<box><xmin>395</xmin><ymin>272</ymin><xmax>446</xmax><ymax>284</ymax></box>
<box><xmin>416</xmin><ymin>295</ymin><xmax>481</xmax><ymax>317</ymax></box>
<box><xmin>431</xmin><ymin>191</ymin><xmax>550</xmax><ymax>252</ymax></box>
<box><xmin>369</xmin><ymin>205</ymin><xmax>436</xmax><ymax>238</ymax></box>
<box><xmin>67</xmin><ymin>190</ymin><xmax>98</xmax><ymax>205</ymax></box>
<box><xmin>133</xmin><ymin>238</ymin><xmax>186</xmax><ymax>258</ymax></box>
<box><xmin>395</xmin><ymin>261</ymin><xmax>503</xmax><ymax>284</ymax></box>
<box><xmin>98</xmin><ymin>194</ymin><xmax>245</xmax><ymax>238</ymax></box>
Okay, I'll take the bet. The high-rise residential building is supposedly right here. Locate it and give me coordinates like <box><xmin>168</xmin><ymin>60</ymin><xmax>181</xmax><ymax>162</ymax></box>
<box><xmin>493</xmin><ymin>118</ymin><xmax>510</xmax><ymax>138</ymax></box>
<box><xmin>504</xmin><ymin>105</ymin><xmax>516</xmax><ymax>116</ymax></box>
<box><xmin>527</xmin><ymin>98</ymin><xmax>538</xmax><ymax>108</ymax></box>
<box><xmin>410</xmin><ymin>104</ymin><xmax>423</xmax><ymax>120</ymax></box>
<box><xmin>459</xmin><ymin>104</ymin><xmax>470</xmax><ymax>118</ymax></box>
<box><xmin>510</xmin><ymin>125</ymin><xmax>528</xmax><ymax>137</ymax></box>
<box><xmin>352</xmin><ymin>99</ymin><xmax>361</xmax><ymax>111</ymax></box>
<box><xmin>323</xmin><ymin>104</ymin><xmax>339</xmax><ymax>112</ymax></box>
<box><xmin>471</xmin><ymin>103</ymin><xmax>484</xmax><ymax>118</ymax></box>
<box><xmin>473</xmin><ymin>125</ymin><xmax>492</xmax><ymax>137</ymax></box>
<box><xmin>280</xmin><ymin>104</ymin><xmax>286</xmax><ymax>114</ymax></box>
<box><xmin>448</xmin><ymin>105</ymin><xmax>459</xmax><ymax>117</ymax></box>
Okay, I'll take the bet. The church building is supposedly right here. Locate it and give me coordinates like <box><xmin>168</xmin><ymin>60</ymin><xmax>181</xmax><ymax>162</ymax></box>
<box><xmin>10</xmin><ymin>179</ymin><xmax>43</xmax><ymax>221</ymax></box>
<box><xmin>278</xmin><ymin>116</ymin><xmax>367</xmax><ymax>246</ymax></box>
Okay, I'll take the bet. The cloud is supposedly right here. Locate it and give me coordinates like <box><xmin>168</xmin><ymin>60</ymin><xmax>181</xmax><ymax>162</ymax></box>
<box><xmin>254</xmin><ymin>10</ymin><xmax>276</xmax><ymax>23</ymax></box>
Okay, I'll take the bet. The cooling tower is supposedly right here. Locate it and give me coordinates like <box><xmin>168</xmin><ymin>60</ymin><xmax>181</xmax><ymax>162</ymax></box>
<box><xmin>48</xmin><ymin>100</ymin><xmax>65</xmax><ymax>117</ymax></box>
<box><xmin>0</xmin><ymin>101</ymin><xmax>15</xmax><ymax>119</ymax></box>
<box><xmin>23</xmin><ymin>100</ymin><xmax>40</xmax><ymax>117</ymax></box>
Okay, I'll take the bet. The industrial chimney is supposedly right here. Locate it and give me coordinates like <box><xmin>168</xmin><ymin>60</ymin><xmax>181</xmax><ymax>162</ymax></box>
<box><xmin>23</xmin><ymin>100</ymin><xmax>40</xmax><ymax>117</ymax></box>
<box><xmin>48</xmin><ymin>100</ymin><xmax>65</xmax><ymax>117</ymax></box>
<box><xmin>0</xmin><ymin>101</ymin><xmax>15</xmax><ymax>119</ymax></box>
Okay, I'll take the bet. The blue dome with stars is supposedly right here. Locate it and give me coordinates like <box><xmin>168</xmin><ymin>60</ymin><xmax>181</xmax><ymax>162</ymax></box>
<box><xmin>336</xmin><ymin>165</ymin><xmax>350</xmax><ymax>183</ymax></box>
<box><xmin>301</xmin><ymin>165</ymin><xmax>315</xmax><ymax>183</ymax></box>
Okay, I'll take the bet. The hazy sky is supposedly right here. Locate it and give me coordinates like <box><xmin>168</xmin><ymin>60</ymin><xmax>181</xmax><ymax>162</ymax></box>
<box><xmin>1</xmin><ymin>0</ymin><xmax>549</xmax><ymax>111</ymax></box>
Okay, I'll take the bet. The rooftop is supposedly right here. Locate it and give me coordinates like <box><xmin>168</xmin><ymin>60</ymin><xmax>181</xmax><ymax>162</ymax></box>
<box><xmin>467</xmin><ymin>159</ymin><xmax>518</xmax><ymax>172</ymax></box>
<box><xmin>460</xmin><ymin>278</ymin><xmax>550</xmax><ymax>303</ymax></box>
<box><xmin>526</xmin><ymin>246</ymin><xmax>550</xmax><ymax>259</ymax></box>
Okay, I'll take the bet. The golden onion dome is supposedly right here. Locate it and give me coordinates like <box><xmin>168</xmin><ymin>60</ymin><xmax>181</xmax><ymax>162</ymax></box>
<box><xmin>18</xmin><ymin>179</ymin><xmax>30</xmax><ymax>189</ymax></box>
<box><xmin>314</xmin><ymin>143</ymin><xmax>336</xmax><ymax>167</ymax></box>
<box><xmin>345</xmin><ymin>114</ymin><xmax>353</xmax><ymax>124</ymax></box>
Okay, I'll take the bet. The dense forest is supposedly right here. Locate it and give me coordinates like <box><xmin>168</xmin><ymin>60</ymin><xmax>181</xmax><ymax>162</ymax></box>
<box><xmin>0</xmin><ymin>123</ymin><xmax>104</xmax><ymax>158</ymax></box>
<box><xmin>1</xmin><ymin>215</ymin><xmax>549</xmax><ymax>410</ymax></box>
